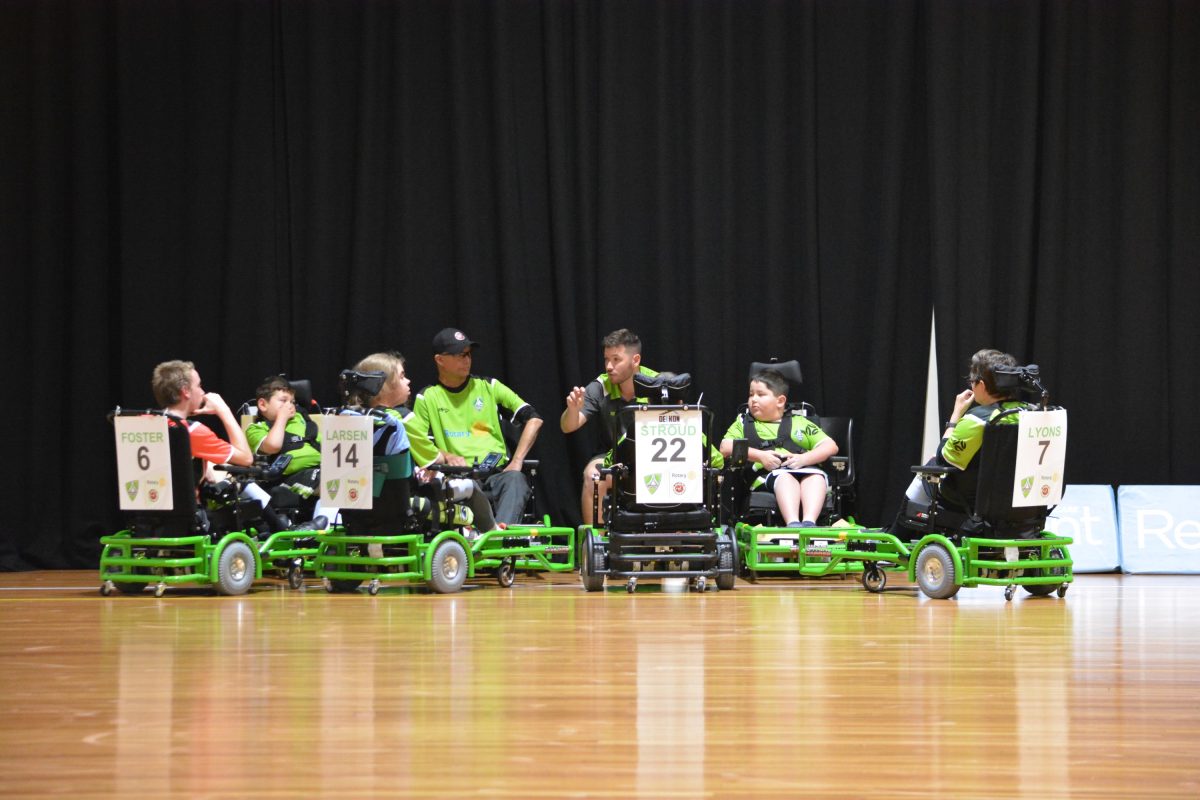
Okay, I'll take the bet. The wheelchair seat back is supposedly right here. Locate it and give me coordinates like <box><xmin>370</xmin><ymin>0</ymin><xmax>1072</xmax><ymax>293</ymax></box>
<box><xmin>125</xmin><ymin>415</ymin><xmax>200</xmax><ymax>537</ymax></box>
<box><xmin>971</xmin><ymin>419</ymin><xmax>1050</xmax><ymax>539</ymax></box>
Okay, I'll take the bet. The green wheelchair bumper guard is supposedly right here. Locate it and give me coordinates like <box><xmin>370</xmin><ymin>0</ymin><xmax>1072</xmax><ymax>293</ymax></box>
<box><xmin>906</xmin><ymin>532</ymin><xmax>1074</xmax><ymax>587</ymax></box>
<box><xmin>314</xmin><ymin>527</ymin><xmax>475</xmax><ymax>584</ymax></box>
<box><xmin>471</xmin><ymin>524</ymin><xmax>577</xmax><ymax>573</ymax></box>
<box><xmin>100</xmin><ymin>530</ymin><xmax>263</xmax><ymax>586</ymax></box>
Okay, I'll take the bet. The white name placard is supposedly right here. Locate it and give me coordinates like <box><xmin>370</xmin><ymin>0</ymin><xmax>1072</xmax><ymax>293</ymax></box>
<box><xmin>321</xmin><ymin>414</ymin><xmax>374</xmax><ymax>510</ymax></box>
<box><xmin>634</xmin><ymin>407</ymin><xmax>704</xmax><ymax>504</ymax></box>
<box><xmin>114</xmin><ymin>415</ymin><xmax>173</xmax><ymax>511</ymax></box>
<box><xmin>1013</xmin><ymin>409</ymin><xmax>1068</xmax><ymax>507</ymax></box>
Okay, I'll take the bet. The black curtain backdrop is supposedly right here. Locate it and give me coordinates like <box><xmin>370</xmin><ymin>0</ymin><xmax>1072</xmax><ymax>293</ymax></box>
<box><xmin>2</xmin><ymin>0</ymin><xmax>1197</xmax><ymax>569</ymax></box>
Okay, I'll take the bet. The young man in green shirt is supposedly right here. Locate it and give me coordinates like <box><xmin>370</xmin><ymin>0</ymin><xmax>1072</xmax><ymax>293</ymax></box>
<box><xmin>408</xmin><ymin>328</ymin><xmax>543</xmax><ymax>525</ymax></box>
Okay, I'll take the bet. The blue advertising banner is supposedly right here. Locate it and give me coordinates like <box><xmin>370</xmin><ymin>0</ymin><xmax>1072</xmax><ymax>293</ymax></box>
<box><xmin>1117</xmin><ymin>486</ymin><xmax>1200</xmax><ymax>574</ymax></box>
<box><xmin>1044</xmin><ymin>485</ymin><xmax>1119</xmax><ymax>573</ymax></box>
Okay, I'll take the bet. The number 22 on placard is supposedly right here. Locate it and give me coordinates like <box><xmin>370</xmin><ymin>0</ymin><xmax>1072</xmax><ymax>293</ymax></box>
<box><xmin>650</xmin><ymin>437</ymin><xmax>685</xmax><ymax>462</ymax></box>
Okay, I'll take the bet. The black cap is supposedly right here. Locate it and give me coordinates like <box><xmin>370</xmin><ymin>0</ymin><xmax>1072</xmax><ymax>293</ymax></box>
<box><xmin>432</xmin><ymin>327</ymin><xmax>478</xmax><ymax>355</ymax></box>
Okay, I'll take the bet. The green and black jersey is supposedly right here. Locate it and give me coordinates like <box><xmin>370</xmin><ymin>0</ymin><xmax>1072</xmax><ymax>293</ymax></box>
<box><xmin>409</xmin><ymin>376</ymin><xmax>532</xmax><ymax>468</ymax></box>
<box><xmin>245</xmin><ymin>413</ymin><xmax>321</xmax><ymax>474</ymax></box>
<box><xmin>722</xmin><ymin>413</ymin><xmax>831</xmax><ymax>489</ymax></box>
<box><xmin>941</xmin><ymin>400</ymin><xmax>1029</xmax><ymax>471</ymax></box>
<box><xmin>580</xmin><ymin>365</ymin><xmax>659</xmax><ymax>453</ymax></box>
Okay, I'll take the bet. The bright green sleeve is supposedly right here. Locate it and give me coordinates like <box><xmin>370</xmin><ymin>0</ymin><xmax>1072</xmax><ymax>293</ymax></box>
<box><xmin>942</xmin><ymin>416</ymin><xmax>985</xmax><ymax>470</ymax></box>
<box><xmin>245</xmin><ymin>420</ymin><xmax>268</xmax><ymax>453</ymax></box>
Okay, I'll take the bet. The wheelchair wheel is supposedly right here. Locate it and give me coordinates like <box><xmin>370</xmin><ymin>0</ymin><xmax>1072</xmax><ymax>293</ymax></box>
<box><xmin>287</xmin><ymin>562</ymin><xmax>304</xmax><ymax>590</ymax></box>
<box><xmin>915</xmin><ymin>544</ymin><xmax>959</xmax><ymax>599</ymax></box>
<box><xmin>495</xmin><ymin>558</ymin><xmax>516</xmax><ymax>588</ymax></box>
<box><xmin>861</xmin><ymin>564</ymin><xmax>886</xmax><ymax>593</ymax></box>
<box><xmin>215</xmin><ymin>541</ymin><xmax>256</xmax><ymax>596</ymax></box>
<box><xmin>1022</xmin><ymin>548</ymin><xmax>1065</xmax><ymax>597</ymax></box>
<box><xmin>716</xmin><ymin>545</ymin><xmax>736</xmax><ymax>591</ymax></box>
<box><xmin>581</xmin><ymin>532</ymin><xmax>605</xmax><ymax>593</ymax></box>
<box><xmin>428</xmin><ymin>539</ymin><xmax>468</xmax><ymax>594</ymax></box>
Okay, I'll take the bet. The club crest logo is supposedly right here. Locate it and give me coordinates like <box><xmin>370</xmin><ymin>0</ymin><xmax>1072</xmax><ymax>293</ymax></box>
<box><xmin>125</xmin><ymin>480</ymin><xmax>138</xmax><ymax>501</ymax></box>
<box><xmin>326</xmin><ymin>479</ymin><xmax>340</xmax><ymax>500</ymax></box>
<box><xmin>1020</xmin><ymin>476</ymin><xmax>1034</xmax><ymax>498</ymax></box>
<box><xmin>644</xmin><ymin>473</ymin><xmax>662</xmax><ymax>495</ymax></box>
<box><xmin>474</xmin><ymin>397</ymin><xmax>484</xmax><ymax>412</ymax></box>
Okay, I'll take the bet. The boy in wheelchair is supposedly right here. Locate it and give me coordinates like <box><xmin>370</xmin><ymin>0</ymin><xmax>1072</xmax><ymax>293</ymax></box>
<box><xmin>719</xmin><ymin>368</ymin><xmax>839</xmax><ymax>527</ymax></box>
<box><xmin>890</xmin><ymin>348</ymin><xmax>1039</xmax><ymax>541</ymax></box>
<box><xmin>242</xmin><ymin>376</ymin><xmax>327</xmax><ymax>533</ymax></box>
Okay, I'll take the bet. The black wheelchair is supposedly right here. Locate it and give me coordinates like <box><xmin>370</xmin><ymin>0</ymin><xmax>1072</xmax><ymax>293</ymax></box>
<box><xmin>578</xmin><ymin>373</ymin><xmax>737</xmax><ymax>593</ymax></box>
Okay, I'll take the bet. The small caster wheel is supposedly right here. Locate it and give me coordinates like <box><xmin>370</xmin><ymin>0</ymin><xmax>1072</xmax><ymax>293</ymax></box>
<box><xmin>1004</xmin><ymin>584</ymin><xmax>1017</xmax><ymax>601</ymax></box>
<box><xmin>496</xmin><ymin>558</ymin><xmax>516</xmax><ymax>588</ymax></box>
<box><xmin>862</xmin><ymin>565</ymin><xmax>887</xmax><ymax>593</ymax></box>
<box><xmin>154</xmin><ymin>583</ymin><xmax>167</xmax><ymax>598</ymax></box>
<box><xmin>322</xmin><ymin>577</ymin><xmax>334</xmax><ymax>593</ymax></box>
<box><xmin>1057</xmin><ymin>583</ymin><xmax>1069</xmax><ymax>598</ymax></box>
<box><xmin>626</xmin><ymin>577</ymin><xmax>637</xmax><ymax>594</ymax></box>
<box><xmin>693</xmin><ymin>576</ymin><xmax>707</xmax><ymax>592</ymax></box>
<box><xmin>287</xmin><ymin>565</ymin><xmax>303</xmax><ymax>590</ymax></box>
<box><xmin>368</xmin><ymin>579</ymin><xmax>381</xmax><ymax>596</ymax></box>
<box><xmin>100</xmin><ymin>581</ymin><xmax>114</xmax><ymax>596</ymax></box>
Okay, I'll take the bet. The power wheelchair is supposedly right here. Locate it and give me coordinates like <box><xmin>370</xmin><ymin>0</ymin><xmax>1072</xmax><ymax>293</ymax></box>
<box><xmin>723</xmin><ymin>360</ymin><xmax>868</xmax><ymax>583</ymax></box>
<box><xmin>99</xmin><ymin>409</ymin><xmax>266</xmax><ymax>596</ymax></box>
<box><xmin>236</xmin><ymin>378</ymin><xmax>330</xmax><ymax>590</ymax></box>
<box><xmin>782</xmin><ymin>363</ymin><xmax>1073</xmax><ymax>600</ymax></box>
<box><xmin>578</xmin><ymin>373</ymin><xmax>737</xmax><ymax>593</ymax></box>
<box><xmin>312</xmin><ymin>370</ymin><xmax>575</xmax><ymax>595</ymax></box>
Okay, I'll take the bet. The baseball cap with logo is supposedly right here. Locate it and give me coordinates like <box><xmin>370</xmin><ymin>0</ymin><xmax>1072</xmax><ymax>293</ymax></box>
<box><xmin>432</xmin><ymin>328</ymin><xmax>479</xmax><ymax>355</ymax></box>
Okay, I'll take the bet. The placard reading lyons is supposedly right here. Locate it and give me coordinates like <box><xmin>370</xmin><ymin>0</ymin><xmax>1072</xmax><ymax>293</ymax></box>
<box><xmin>1013</xmin><ymin>409</ymin><xmax>1067</xmax><ymax>507</ymax></box>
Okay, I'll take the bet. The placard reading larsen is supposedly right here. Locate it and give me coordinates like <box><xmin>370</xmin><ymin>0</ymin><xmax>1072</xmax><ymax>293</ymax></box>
<box><xmin>321</xmin><ymin>415</ymin><xmax>374</xmax><ymax>510</ymax></box>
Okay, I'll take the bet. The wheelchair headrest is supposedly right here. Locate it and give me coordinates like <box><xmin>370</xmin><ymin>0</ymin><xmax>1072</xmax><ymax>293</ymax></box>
<box><xmin>633</xmin><ymin>371</ymin><xmax>694</xmax><ymax>403</ymax></box>
<box><xmin>992</xmin><ymin>363</ymin><xmax>1047</xmax><ymax>399</ymax></box>
<box><xmin>749</xmin><ymin>359</ymin><xmax>803</xmax><ymax>396</ymax></box>
<box><xmin>288</xmin><ymin>379</ymin><xmax>315</xmax><ymax>409</ymax></box>
<box><xmin>339</xmin><ymin>369</ymin><xmax>386</xmax><ymax>402</ymax></box>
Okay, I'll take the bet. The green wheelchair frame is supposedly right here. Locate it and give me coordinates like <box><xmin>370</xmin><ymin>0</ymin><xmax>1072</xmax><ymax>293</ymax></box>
<box><xmin>314</xmin><ymin>520</ymin><xmax>576</xmax><ymax>595</ymax></box>
<box><xmin>733</xmin><ymin>521</ymin><xmax>1072</xmax><ymax>600</ymax></box>
<box><xmin>313</xmin><ymin>458</ymin><xmax>576</xmax><ymax>595</ymax></box>
<box><xmin>100</xmin><ymin>529</ymin><xmax>263</xmax><ymax>597</ymax></box>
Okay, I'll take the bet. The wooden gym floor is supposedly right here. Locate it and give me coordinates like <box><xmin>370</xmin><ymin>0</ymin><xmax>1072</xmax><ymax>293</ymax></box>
<box><xmin>1</xmin><ymin>570</ymin><xmax>1199</xmax><ymax>798</ymax></box>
